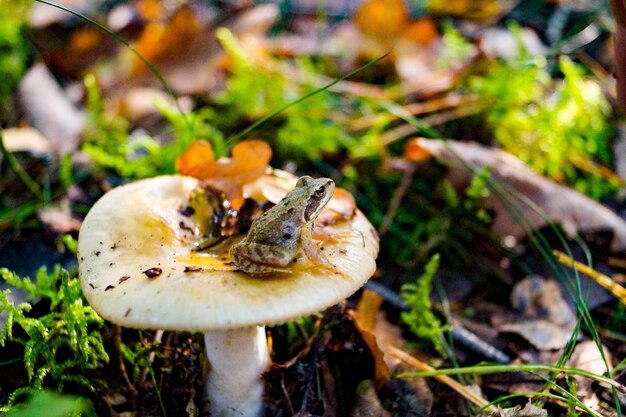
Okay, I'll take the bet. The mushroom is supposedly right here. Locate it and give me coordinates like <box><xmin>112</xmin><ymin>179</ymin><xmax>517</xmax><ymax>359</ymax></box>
<box><xmin>78</xmin><ymin>174</ymin><xmax>379</xmax><ymax>417</ymax></box>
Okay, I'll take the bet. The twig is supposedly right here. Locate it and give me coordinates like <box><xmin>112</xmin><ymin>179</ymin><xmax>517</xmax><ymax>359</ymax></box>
<box><xmin>114</xmin><ymin>326</ymin><xmax>138</xmax><ymax>398</ymax></box>
<box><xmin>388</xmin><ymin>346</ymin><xmax>498</xmax><ymax>413</ymax></box>
<box><xmin>610</xmin><ymin>0</ymin><xmax>626</xmax><ymax>112</ymax></box>
<box><xmin>364</xmin><ymin>280</ymin><xmax>511</xmax><ymax>364</ymax></box>
<box><xmin>391</xmin><ymin>353</ymin><xmax>626</xmax><ymax>394</ymax></box>
<box><xmin>350</xmin><ymin>94</ymin><xmax>481</xmax><ymax>131</ymax></box>
<box><xmin>294</xmin><ymin>340</ymin><xmax>319</xmax><ymax>416</ymax></box>
<box><xmin>139</xmin><ymin>329</ymin><xmax>165</xmax><ymax>386</ymax></box>
<box><xmin>378</xmin><ymin>162</ymin><xmax>415</xmax><ymax>236</ymax></box>
<box><xmin>553</xmin><ymin>250</ymin><xmax>626</xmax><ymax>306</ymax></box>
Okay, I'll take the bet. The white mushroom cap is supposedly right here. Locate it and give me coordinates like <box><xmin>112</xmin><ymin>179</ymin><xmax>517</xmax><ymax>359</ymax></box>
<box><xmin>78</xmin><ymin>174</ymin><xmax>379</xmax><ymax>332</ymax></box>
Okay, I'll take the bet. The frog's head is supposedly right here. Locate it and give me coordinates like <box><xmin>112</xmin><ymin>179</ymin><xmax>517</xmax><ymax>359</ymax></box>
<box><xmin>296</xmin><ymin>176</ymin><xmax>335</xmax><ymax>222</ymax></box>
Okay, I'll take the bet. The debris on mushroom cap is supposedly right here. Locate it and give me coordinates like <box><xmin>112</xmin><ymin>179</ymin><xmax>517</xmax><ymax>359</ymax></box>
<box><xmin>78</xmin><ymin>174</ymin><xmax>379</xmax><ymax>332</ymax></box>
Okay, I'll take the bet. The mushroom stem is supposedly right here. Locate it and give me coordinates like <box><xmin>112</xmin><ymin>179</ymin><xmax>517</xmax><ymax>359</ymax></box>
<box><xmin>203</xmin><ymin>326</ymin><xmax>269</xmax><ymax>417</ymax></box>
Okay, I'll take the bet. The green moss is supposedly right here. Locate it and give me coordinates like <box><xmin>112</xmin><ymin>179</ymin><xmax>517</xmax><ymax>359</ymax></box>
<box><xmin>0</xmin><ymin>4</ymin><xmax>33</xmax><ymax>100</ymax></box>
<box><xmin>470</xmin><ymin>47</ymin><xmax>617</xmax><ymax>199</ymax></box>
<box><xmin>0</xmin><ymin>266</ymin><xmax>108</xmax><ymax>408</ymax></box>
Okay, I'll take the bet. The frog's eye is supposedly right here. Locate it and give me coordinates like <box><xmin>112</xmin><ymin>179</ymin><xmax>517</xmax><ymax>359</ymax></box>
<box><xmin>314</xmin><ymin>185</ymin><xmax>326</xmax><ymax>199</ymax></box>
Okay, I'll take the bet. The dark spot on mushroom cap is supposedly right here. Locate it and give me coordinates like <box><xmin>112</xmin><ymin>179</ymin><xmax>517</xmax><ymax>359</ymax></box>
<box><xmin>143</xmin><ymin>267</ymin><xmax>163</xmax><ymax>278</ymax></box>
<box><xmin>119</xmin><ymin>275</ymin><xmax>131</xmax><ymax>284</ymax></box>
<box><xmin>179</xmin><ymin>221</ymin><xmax>194</xmax><ymax>233</ymax></box>
<box><xmin>124</xmin><ymin>308</ymin><xmax>131</xmax><ymax>317</ymax></box>
<box><xmin>105</xmin><ymin>285</ymin><xmax>115</xmax><ymax>291</ymax></box>
<box><xmin>184</xmin><ymin>266</ymin><xmax>203</xmax><ymax>272</ymax></box>
<box><xmin>179</xmin><ymin>206</ymin><xmax>195</xmax><ymax>217</ymax></box>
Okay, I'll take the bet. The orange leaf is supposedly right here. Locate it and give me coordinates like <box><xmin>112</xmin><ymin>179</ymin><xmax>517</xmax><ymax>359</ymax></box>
<box><xmin>175</xmin><ymin>140</ymin><xmax>217</xmax><ymax>178</ymax></box>
<box><xmin>137</xmin><ymin>0</ymin><xmax>163</xmax><ymax>21</ymax></box>
<box><xmin>354</xmin><ymin>0</ymin><xmax>409</xmax><ymax>44</ymax></box>
<box><xmin>131</xmin><ymin>5</ymin><xmax>202</xmax><ymax>74</ymax></box>
<box><xmin>349</xmin><ymin>305</ymin><xmax>392</xmax><ymax>385</ymax></box>
<box><xmin>403</xmin><ymin>138</ymin><xmax>433</xmax><ymax>162</ymax></box>
<box><xmin>401</xmin><ymin>17</ymin><xmax>439</xmax><ymax>45</ymax></box>
<box><xmin>354</xmin><ymin>289</ymin><xmax>384</xmax><ymax>331</ymax></box>
<box><xmin>177</xmin><ymin>139</ymin><xmax>272</xmax><ymax>208</ymax></box>
<box><xmin>69</xmin><ymin>27</ymin><xmax>105</xmax><ymax>53</ymax></box>
<box><xmin>318</xmin><ymin>188</ymin><xmax>357</xmax><ymax>226</ymax></box>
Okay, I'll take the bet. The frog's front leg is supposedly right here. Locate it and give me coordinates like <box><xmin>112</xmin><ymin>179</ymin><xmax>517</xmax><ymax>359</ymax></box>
<box><xmin>301</xmin><ymin>228</ymin><xmax>335</xmax><ymax>271</ymax></box>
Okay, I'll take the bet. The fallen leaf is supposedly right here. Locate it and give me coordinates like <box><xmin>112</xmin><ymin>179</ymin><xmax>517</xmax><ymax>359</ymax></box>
<box><xmin>131</xmin><ymin>5</ymin><xmax>202</xmax><ymax>75</ymax></box>
<box><xmin>499</xmin><ymin>276</ymin><xmax>577</xmax><ymax>350</ymax></box>
<box><xmin>403</xmin><ymin>139</ymin><xmax>433</xmax><ymax>162</ymax></box>
<box><xmin>354</xmin><ymin>289</ymin><xmax>384</xmax><ymax>331</ymax></box>
<box><xmin>175</xmin><ymin>140</ymin><xmax>217</xmax><ymax>178</ymax></box>
<box><xmin>402</xmin><ymin>18</ymin><xmax>439</xmax><ymax>45</ymax></box>
<box><xmin>176</xmin><ymin>139</ymin><xmax>271</xmax><ymax>208</ymax></box>
<box><xmin>28</xmin><ymin>0</ymin><xmax>97</xmax><ymax>28</ymax></box>
<box><xmin>477</xmin><ymin>402</ymin><xmax>548</xmax><ymax>417</ymax></box>
<box><xmin>350</xmin><ymin>379</ymin><xmax>392</xmax><ymax>417</ymax></box>
<box><xmin>317</xmin><ymin>188</ymin><xmax>357</xmax><ymax>226</ymax></box>
<box><xmin>354</xmin><ymin>0</ymin><xmax>409</xmax><ymax>45</ymax></box>
<box><xmin>1</xmin><ymin>127</ymin><xmax>52</xmax><ymax>155</ymax></box>
<box><xmin>425</xmin><ymin>0</ymin><xmax>506</xmax><ymax>22</ymax></box>
<box><xmin>416</xmin><ymin>138</ymin><xmax>626</xmax><ymax>252</ymax></box>
<box><xmin>478</xmin><ymin>27</ymin><xmax>547</xmax><ymax>59</ymax></box>
<box><xmin>226</xmin><ymin>4</ymin><xmax>281</xmax><ymax>38</ymax></box>
<box><xmin>38</xmin><ymin>201</ymin><xmax>82</xmax><ymax>234</ymax></box>
<box><xmin>18</xmin><ymin>63</ymin><xmax>84</xmax><ymax>155</ymax></box>
<box><xmin>350</xmin><ymin>294</ymin><xmax>391</xmax><ymax>385</ymax></box>
<box><xmin>137</xmin><ymin>0</ymin><xmax>162</xmax><ymax>21</ymax></box>
<box><xmin>566</xmin><ymin>340</ymin><xmax>613</xmax><ymax>409</ymax></box>
<box><xmin>107</xmin><ymin>3</ymin><xmax>280</xmax><ymax>97</ymax></box>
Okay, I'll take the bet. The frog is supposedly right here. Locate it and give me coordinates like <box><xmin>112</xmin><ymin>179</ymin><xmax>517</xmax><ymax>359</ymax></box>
<box><xmin>229</xmin><ymin>175</ymin><xmax>336</xmax><ymax>275</ymax></box>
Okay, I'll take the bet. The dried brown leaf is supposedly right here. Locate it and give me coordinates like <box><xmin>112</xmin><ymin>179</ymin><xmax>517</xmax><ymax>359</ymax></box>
<box><xmin>416</xmin><ymin>138</ymin><xmax>626</xmax><ymax>252</ymax></box>
<box><xmin>499</xmin><ymin>276</ymin><xmax>576</xmax><ymax>350</ymax></box>
<box><xmin>131</xmin><ymin>5</ymin><xmax>202</xmax><ymax>75</ymax></box>
<box><xmin>18</xmin><ymin>63</ymin><xmax>84</xmax><ymax>155</ymax></box>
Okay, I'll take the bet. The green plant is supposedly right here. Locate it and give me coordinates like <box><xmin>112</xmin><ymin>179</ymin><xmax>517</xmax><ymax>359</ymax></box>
<box><xmin>435</xmin><ymin>20</ymin><xmax>475</xmax><ymax>69</ymax></box>
<box><xmin>82</xmin><ymin>75</ymin><xmax>225</xmax><ymax>179</ymax></box>
<box><xmin>4</xmin><ymin>389</ymin><xmax>96</xmax><ymax>417</ymax></box>
<box><xmin>0</xmin><ymin>266</ymin><xmax>109</xmax><ymax>408</ymax></box>
<box><xmin>400</xmin><ymin>253</ymin><xmax>451</xmax><ymax>357</ymax></box>
<box><xmin>216</xmin><ymin>28</ymin><xmax>289</xmax><ymax>122</ymax></box>
<box><xmin>0</xmin><ymin>4</ymin><xmax>32</xmax><ymax>101</ymax></box>
<box><xmin>216</xmin><ymin>28</ymin><xmax>386</xmax><ymax>163</ymax></box>
<box><xmin>469</xmin><ymin>40</ymin><xmax>617</xmax><ymax>199</ymax></box>
<box><xmin>362</xmin><ymin>164</ymin><xmax>492</xmax><ymax>267</ymax></box>
<box><xmin>119</xmin><ymin>334</ymin><xmax>161</xmax><ymax>385</ymax></box>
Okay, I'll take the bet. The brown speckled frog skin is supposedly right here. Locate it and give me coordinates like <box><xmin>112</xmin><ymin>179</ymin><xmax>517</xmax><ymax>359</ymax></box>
<box><xmin>230</xmin><ymin>176</ymin><xmax>335</xmax><ymax>275</ymax></box>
